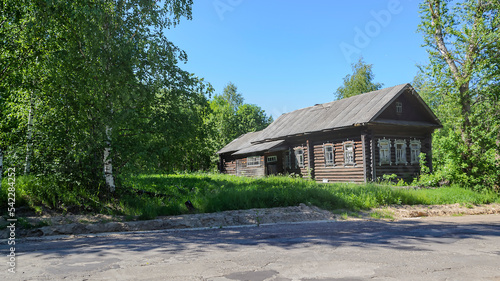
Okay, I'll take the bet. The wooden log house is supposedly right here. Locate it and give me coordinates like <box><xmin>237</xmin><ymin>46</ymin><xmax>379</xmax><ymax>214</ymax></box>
<box><xmin>217</xmin><ymin>84</ymin><xmax>442</xmax><ymax>182</ymax></box>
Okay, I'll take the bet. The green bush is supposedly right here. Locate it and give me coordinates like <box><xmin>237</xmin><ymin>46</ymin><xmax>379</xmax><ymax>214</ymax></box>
<box><xmin>428</xmin><ymin>126</ymin><xmax>500</xmax><ymax>192</ymax></box>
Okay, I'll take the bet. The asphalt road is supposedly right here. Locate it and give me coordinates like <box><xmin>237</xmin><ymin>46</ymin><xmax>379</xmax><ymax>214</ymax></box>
<box><xmin>4</xmin><ymin>214</ymin><xmax>500</xmax><ymax>281</ymax></box>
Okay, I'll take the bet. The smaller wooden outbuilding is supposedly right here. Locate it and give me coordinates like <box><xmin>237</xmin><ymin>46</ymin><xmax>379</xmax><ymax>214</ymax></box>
<box><xmin>217</xmin><ymin>83</ymin><xmax>442</xmax><ymax>182</ymax></box>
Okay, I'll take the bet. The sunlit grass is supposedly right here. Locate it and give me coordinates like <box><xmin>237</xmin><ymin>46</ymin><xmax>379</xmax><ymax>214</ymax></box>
<box><xmin>2</xmin><ymin>172</ymin><xmax>499</xmax><ymax>220</ymax></box>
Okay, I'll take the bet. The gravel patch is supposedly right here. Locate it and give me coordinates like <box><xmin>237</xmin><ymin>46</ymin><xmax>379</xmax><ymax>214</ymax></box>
<box><xmin>1</xmin><ymin>203</ymin><xmax>499</xmax><ymax>238</ymax></box>
<box><xmin>377</xmin><ymin>203</ymin><xmax>500</xmax><ymax>218</ymax></box>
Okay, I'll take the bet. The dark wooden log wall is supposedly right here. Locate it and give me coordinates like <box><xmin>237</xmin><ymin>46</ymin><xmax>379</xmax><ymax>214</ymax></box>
<box><xmin>220</xmin><ymin>126</ymin><xmax>435</xmax><ymax>183</ymax></box>
<box><xmin>312</xmin><ymin>138</ymin><xmax>365</xmax><ymax>183</ymax></box>
<box><xmin>223</xmin><ymin>159</ymin><xmax>237</xmax><ymax>175</ymax></box>
<box><xmin>372</xmin><ymin>136</ymin><xmax>430</xmax><ymax>181</ymax></box>
<box><xmin>361</xmin><ymin>132</ymin><xmax>373</xmax><ymax>182</ymax></box>
<box><xmin>220</xmin><ymin>155</ymin><xmax>237</xmax><ymax>175</ymax></box>
<box><xmin>263</xmin><ymin>151</ymin><xmax>283</xmax><ymax>176</ymax></box>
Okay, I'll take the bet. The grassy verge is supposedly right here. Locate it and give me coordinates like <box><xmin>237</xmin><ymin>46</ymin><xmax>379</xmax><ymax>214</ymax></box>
<box><xmin>1</xmin><ymin>173</ymin><xmax>499</xmax><ymax>220</ymax></box>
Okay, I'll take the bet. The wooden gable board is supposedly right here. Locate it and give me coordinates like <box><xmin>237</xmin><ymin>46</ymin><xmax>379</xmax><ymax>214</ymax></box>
<box><xmin>370</xmin><ymin>85</ymin><xmax>442</xmax><ymax>126</ymax></box>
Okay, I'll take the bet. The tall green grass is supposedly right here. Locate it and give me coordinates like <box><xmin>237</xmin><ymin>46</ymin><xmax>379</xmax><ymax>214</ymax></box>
<box><xmin>0</xmin><ymin>175</ymin><xmax>107</xmax><ymax>215</ymax></box>
<box><xmin>2</xmin><ymin>173</ymin><xmax>499</xmax><ymax>219</ymax></box>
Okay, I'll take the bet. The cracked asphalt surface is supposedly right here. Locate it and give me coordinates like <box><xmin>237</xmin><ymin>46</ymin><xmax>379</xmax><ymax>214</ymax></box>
<box><xmin>4</xmin><ymin>214</ymin><xmax>500</xmax><ymax>280</ymax></box>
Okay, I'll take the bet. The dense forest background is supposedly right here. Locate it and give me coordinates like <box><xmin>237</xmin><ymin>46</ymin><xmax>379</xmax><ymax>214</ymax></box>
<box><xmin>1</xmin><ymin>0</ymin><xmax>499</xmax><ymax>195</ymax></box>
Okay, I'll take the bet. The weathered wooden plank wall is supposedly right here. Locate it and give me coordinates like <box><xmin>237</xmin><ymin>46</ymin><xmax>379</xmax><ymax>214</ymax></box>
<box><xmin>223</xmin><ymin>160</ymin><xmax>237</xmax><ymax>175</ymax></box>
<box><xmin>236</xmin><ymin>156</ymin><xmax>265</xmax><ymax>177</ymax></box>
<box><xmin>312</xmin><ymin>138</ymin><xmax>365</xmax><ymax>183</ymax></box>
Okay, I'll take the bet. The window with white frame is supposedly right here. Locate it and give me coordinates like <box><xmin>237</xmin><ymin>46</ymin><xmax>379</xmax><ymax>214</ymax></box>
<box><xmin>410</xmin><ymin>140</ymin><xmax>422</xmax><ymax>164</ymax></box>
<box><xmin>294</xmin><ymin>148</ymin><xmax>304</xmax><ymax>168</ymax></box>
<box><xmin>343</xmin><ymin>142</ymin><xmax>355</xmax><ymax>165</ymax></box>
<box><xmin>267</xmin><ymin>155</ymin><xmax>277</xmax><ymax>163</ymax></box>
<box><xmin>378</xmin><ymin>138</ymin><xmax>391</xmax><ymax>165</ymax></box>
<box><xmin>396</xmin><ymin>102</ymin><xmax>403</xmax><ymax>114</ymax></box>
<box><xmin>324</xmin><ymin>144</ymin><xmax>334</xmax><ymax>166</ymax></box>
<box><xmin>247</xmin><ymin>156</ymin><xmax>261</xmax><ymax>167</ymax></box>
<box><xmin>394</xmin><ymin>139</ymin><xmax>407</xmax><ymax>165</ymax></box>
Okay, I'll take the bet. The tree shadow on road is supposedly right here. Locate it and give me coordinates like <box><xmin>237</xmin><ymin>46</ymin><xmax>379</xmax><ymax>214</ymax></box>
<box><xmin>19</xmin><ymin>216</ymin><xmax>500</xmax><ymax>259</ymax></box>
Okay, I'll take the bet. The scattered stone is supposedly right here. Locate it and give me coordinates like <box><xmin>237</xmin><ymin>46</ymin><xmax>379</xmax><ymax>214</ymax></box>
<box><xmin>2</xmin><ymin>203</ymin><xmax>499</xmax><ymax>238</ymax></box>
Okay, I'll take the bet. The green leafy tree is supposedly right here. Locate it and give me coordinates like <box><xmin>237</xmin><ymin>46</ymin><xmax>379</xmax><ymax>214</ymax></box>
<box><xmin>132</xmin><ymin>82</ymin><xmax>213</xmax><ymax>173</ymax></box>
<box><xmin>0</xmin><ymin>0</ymin><xmax>215</xmax><ymax>193</ymax></box>
<box><xmin>418</xmin><ymin>0</ymin><xmax>500</xmax><ymax>190</ymax></box>
<box><xmin>335</xmin><ymin>57</ymin><xmax>383</xmax><ymax>100</ymax></box>
<box><xmin>236</xmin><ymin>104</ymin><xmax>272</xmax><ymax>135</ymax></box>
<box><xmin>207</xmin><ymin>82</ymin><xmax>273</xmax><ymax>163</ymax></box>
<box><xmin>1</xmin><ymin>1</ymin><xmax>45</xmax><ymax>178</ymax></box>
<box><xmin>220</xmin><ymin>82</ymin><xmax>244</xmax><ymax>112</ymax></box>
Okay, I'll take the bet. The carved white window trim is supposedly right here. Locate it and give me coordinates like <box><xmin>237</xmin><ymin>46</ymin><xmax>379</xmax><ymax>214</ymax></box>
<box><xmin>378</xmin><ymin>138</ymin><xmax>392</xmax><ymax>165</ymax></box>
<box><xmin>410</xmin><ymin>139</ymin><xmax>422</xmax><ymax>164</ymax></box>
<box><xmin>323</xmin><ymin>143</ymin><xmax>335</xmax><ymax>167</ymax></box>
<box><xmin>294</xmin><ymin>147</ymin><xmax>305</xmax><ymax>168</ymax></box>
<box><xmin>394</xmin><ymin>139</ymin><xmax>408</xmax><ymax>165</ymax></box>
<box><xmin>343</xmin><ymin>141</ymin><xmax>355</xmax><ymax>166</ymax></box>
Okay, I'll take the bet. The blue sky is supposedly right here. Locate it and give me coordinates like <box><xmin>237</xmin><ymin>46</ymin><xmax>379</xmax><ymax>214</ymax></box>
<box><xmin>166</xmin><ymin>0</ymin><xmax>429</xmax><ymax>119</ymax></box>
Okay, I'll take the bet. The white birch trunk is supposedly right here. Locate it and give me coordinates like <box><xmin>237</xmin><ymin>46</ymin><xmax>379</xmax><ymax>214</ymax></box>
<box><xmin>103</xmin><ymin>125</ymin><xmax>116</xmax><ymax>192</ymax></box>
<box><xmin>0</xmin><ymin>148</ymin><xmax>3</xmax><ymax>188</ymax></box>
<box><xmin>24</xmin><ymin>96</ymin><xmax>34</xmax><ymax>175</ymax></box>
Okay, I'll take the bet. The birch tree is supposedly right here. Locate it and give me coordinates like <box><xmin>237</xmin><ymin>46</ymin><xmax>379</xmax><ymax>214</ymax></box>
<box><xmin>1</xmin><ymin>0</ymin><xmax>212</xmax><ymax>192</ymax></box>
<box><xmin>419</xmin><ymin>0</ymin><xmax>500</xmax><ymax>189</ymax></box>
<box><xmin>24</xmin><ymin>93</ymin><xmax>34</xmax><ymax>175</ymax></box>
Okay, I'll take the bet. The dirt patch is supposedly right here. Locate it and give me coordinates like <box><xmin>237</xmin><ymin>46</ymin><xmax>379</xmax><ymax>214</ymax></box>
<box><xmin>374</xmin><ymin>203</ymin><xmax>500</xmax><ymax>219</ymax></box>
<box><xmin>1</xmin><ymin>203</ymin><xmax>499</xmax><ymax>238</ymax></box>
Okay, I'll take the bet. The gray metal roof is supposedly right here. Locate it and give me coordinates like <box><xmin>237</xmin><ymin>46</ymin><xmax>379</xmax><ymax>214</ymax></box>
<box><xmin>255</xmin><ymin>83</ymin><xmax>424</xmax><ymax>143</ymax></box>
<box><xmin>216</xmin><ymin>131</ymin><xmax>261</xmax><ymax>154</ymax></box>
<box><xmin>216</xmin><ymin>131</ymin><xmax>286</xmax><ymax>155</ymax></box>
<box><xmin>218</xmin><ymin>83</ymin><xmax>441</xmax><ymax>155</ymax></box>
<box><xmin>232</xmin><ymin>139</ymin><xmax>285</xmax><ymax>156</ymax></box>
